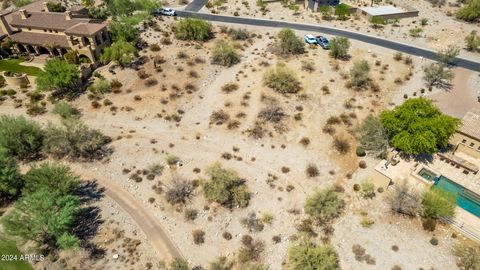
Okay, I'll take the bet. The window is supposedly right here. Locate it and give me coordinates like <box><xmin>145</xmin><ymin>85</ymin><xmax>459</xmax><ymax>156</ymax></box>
<box><xmin>462</xmin><ymin>139</ymin><xmax>467</xmax><ymax>143</ymax></box>
<box><xmin>470</xmin><ymin>142</ymin><xmax>475</xmax><ymax>147</ymax></box>
<box><xmin>43</xmin><ymin>29</ymin><xmax>46</xmax><ymax>32</ymax></box>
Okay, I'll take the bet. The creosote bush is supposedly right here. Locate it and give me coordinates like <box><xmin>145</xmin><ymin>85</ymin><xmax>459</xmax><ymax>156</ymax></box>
<box><xmin>165</xmin><ymin>176</ymin><xmax>195</xmax><ymax>205</ymax></box>
<box><xmin>0</xmin><ymin>115</ymin><xmax>43</xmax><ymax>160</ymax></box>
<box><xmin>288</xmin><ymin>236</ymin><xmax>340</xmax><ymax>270</ymax></box>
<box><xmin>211</xmin><ymin>40</ymin><xmax>240</xmax><ymax>67</ymax></box>
<box><xmin>263</xmin><ymin>63</ymin><xmax>301</xmax><ymax>94</ymax></box>
<box><xmin>305</xmin><ymin>187</ymin><xmax>345</xmax><ymax>223</ymax></box>
<box><xmin>274</xmin><ymin>28</ymin><xmax>305</xmax><ymax>55</ymax></box>
<box><xmin>175</xmin><ymin>18</ymin><xmax>213</xmax><ymax>41</ymax></box>
<box><xmin>202</xmin><ymin>162</ymin><xmax>250</xmax><ymax>208</ymax></box>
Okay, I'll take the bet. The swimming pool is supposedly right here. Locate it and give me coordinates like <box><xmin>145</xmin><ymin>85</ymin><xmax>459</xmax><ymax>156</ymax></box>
<box><xmin>434</xmin><ymin>176</ymin><xmax>480</xmax><ymax>218</ymax></box>
<box><xmin>418</xmin><ymin>168</ymin><xmax>437</xmax><ymax>182</ymax></box>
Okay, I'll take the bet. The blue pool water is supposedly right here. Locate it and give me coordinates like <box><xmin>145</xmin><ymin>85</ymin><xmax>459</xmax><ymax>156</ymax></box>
<box><xmin>434</xmin><ymin>176</ymin><xmax>480</xmax><ymax>218</ymax></box>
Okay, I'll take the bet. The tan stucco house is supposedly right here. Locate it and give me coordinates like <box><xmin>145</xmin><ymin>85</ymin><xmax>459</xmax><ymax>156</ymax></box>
<box><xmin>450</xmin><ymin>109</ymin><xmax>480</xmax><ymax>159</ymax></box>
<box><xmin>0</xmin><ymin>0</ymin><xmax>110</xmax><ymax>65</ymax></box>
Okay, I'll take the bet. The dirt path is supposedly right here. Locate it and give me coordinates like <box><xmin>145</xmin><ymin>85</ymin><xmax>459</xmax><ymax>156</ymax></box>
<box><xmin>68</xmin><ymin>164</ymin><xmax>184</xmax><ymax>263</ymax></box>
<box><xmin>429</xmin><ymin>68</ymin><xmax>480</xmax><ymax>118</ymax></box>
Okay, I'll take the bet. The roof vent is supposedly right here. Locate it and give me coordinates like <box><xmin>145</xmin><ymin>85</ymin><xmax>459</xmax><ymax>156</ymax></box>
<box><xmin>65</xmin><ymin>11</ymin><xmax>72</xmax><ymax>20</ymax></box>
<box><xmin>19</xmin><ymin>9</ymin><xmax>28</xmax><ymax>19</ymax></box>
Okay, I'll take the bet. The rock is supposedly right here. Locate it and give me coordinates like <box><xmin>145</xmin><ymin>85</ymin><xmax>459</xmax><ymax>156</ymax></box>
<box><xmin>112</xmin><ymin>254</ymin><xmax>119</xmax><ymax>259</ymax></box>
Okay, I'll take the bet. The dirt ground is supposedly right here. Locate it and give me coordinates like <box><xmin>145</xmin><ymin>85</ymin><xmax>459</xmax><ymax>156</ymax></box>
<box><xmin>176</xmin><ymin>0</ymin><xmax>480</xmax><ymax>61</ymax></box>
<box><xmin>0</xmin><ymin>16</ymin><xmax>478</xmax><ymax>270</ymax></box>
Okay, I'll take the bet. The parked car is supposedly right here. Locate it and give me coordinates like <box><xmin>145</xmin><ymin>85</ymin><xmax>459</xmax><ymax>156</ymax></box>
<box><xmin>304</xmin><ymin>34</ymin><xmax>317</xmax><ymax>44</ymax></box>
<box><xmin>158</xmin><ymin>8</ymin><xmax>177</xmax><ymax>16</ymax></box>
<box><xmin>316</xmin><ymin>36</ymin><xmax>329</xmax><ymax>49</ymax></box>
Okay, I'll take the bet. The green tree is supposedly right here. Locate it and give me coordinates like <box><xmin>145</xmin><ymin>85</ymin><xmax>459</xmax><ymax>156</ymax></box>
<box><xmin>422</xmin><ymin>189</ymin><xmax>456</xmax><ymax>219</ymax></box>
<box><xmin>423</xmin><ymin>63</ymin><xmax>454</xmax><ymax>88</ymax></box>
<box><xmin>105</xmin><ymin>0</ymin><xmax>135</xmax><ymax>16</ymax></box>
<box><xmin>355</xmin><ymin>115</ymin><xmax>388</xmax><ymax>158</ymax></box>
<box><xmin>81</xmin><ymin>0</ymin><xmax>94</xmax><ymax>7</ymax></box>
<box><xmin>63</xmin><ymin>50</ymin><xmax>79</xmax><ymax>64</ymax></box>
<box><xmin>335</xmin><ymin>3</ymin><xmax>350</xmax><ymax>20</ymax></box>
<box><xmin>169</xmin><ymin>258</ymin><xmax>189</xmax><ymax>270</ymax></box>
<box><xmin>453</xmin><ymin>243</ymin><xmax>480</xmax><ymax>270</ymax></box>
<box><xmin>349</xmin><ymin>60</ymin><xmax>371</xmax><ymax>88</ymax></box>
<box><xmin>0</xmin><ymin>115</ymin><xmax>43</xmax><ymax>160</ymax></box>
<box><xmin>465</xmin><ymin>30</ymin><xmax>480</xmax><ymax>51</ymax></box>
<box><xmin>275</xmin><ymin>28</ymin><xmax>305</xmax><ymax>55</ymax></box>
<box><xmin>437</xmin><ymin>45</ymin><xmax>460</xmax><ymax>65</ymax></box>
<box><xmin>288</xmin><ymin>237</ymin><xmax>340</xmax><ymax>270</ymax></box>
<box><xmin>36</xmin><ymin>59</ymin><xmax>80</xmax><ymax>93</ymax></box>
<box><xmin>263</xmin><ymin>63</ymin><xmax>301</xmax><ymax>94</ymax></box>
<box><xmin>202</xmin><ymin>162</ymin><xmax>250</xmax><ymax>208</ymax></box>
<box><xmin>329</xmin><ymin>37</ymin><xmax>350</xmax><ymax>59</ymax></box>
<box><xmin>319</xmin><ymin>6</ymin><xmax>333</xmax><ymax>20</ymax></box>
<box><xmin>305</xmin><ymin>187</ymin><xmax>344</xmax><ymax>223</ymax></box>
<box><xmin>211</xmin><ymin>40</ymin><xmax>240</xmax><ymax>67</ymax></box>
<box><xmin>175</xmin><ymin>18</ymin><xmax>213</xmax><ymax>41</ymax></box>
<box><xmin>108</xmin><ymin>21</ymin><xmax>139</xmax><ymax>43</ymax></box>
<box><xmin>42</xmin><ymin>120</ymin><xmax>111</xmax><ymax>161</ymax></box>
<box><xmin>2</xmin><ymin>188</ymin><xmax>82</xmax><ymax>250</ymax></box>
<box><xmin>23</xmin><ymin>162</ymin><xmax>80</xmax><ymax>196</ymax></box>
<box><xmin>380</xmin><ymin>98</ymin><xmax>460</xmax><ymax>155</ymax></box>
<box><xmin>0</xmin><ymin>148</ymin><xmax>23</xmax><ymax>202</ymax></box>
<box><xmin>456</xmin><ymin>0</ymin><xmax>480</xmax><ymax>22</ymax></box>
<box><xmin>101</xmin><ymin>40</ymin><xmax>136</xmax><ymax>66</ymax></box>
<box><xmin>135</xmin><ymin>0</ymin><xmax>161</xmax><ymax>12</ymax></box>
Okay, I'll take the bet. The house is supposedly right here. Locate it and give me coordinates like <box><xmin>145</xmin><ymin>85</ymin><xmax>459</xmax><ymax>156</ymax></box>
<box><xmin>0</xmin><ymin>0</ymin><xmax>110</xmax><ymax>65</ymax></box>
<box><xmin>450</xmin><ymin>109</ymin><xmax>480</xmax><ymax>159</ymax></box>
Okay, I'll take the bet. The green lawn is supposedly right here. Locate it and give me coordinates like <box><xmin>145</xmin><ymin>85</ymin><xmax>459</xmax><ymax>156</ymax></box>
<box><xmin>0</xmin><ymin>236</ymin><xmax>33</xmax><ymax>270</ymax></box>
<box><xmin>0</xmin><ymin>58</ymin><xmax>43</xmax><ymax>77</ymax></box>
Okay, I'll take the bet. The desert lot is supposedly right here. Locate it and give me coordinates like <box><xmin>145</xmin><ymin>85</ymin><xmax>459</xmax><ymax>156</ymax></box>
<box><xmin>0</xmin><ymin>15</ymin><xmax>479</xmax><ymax>270</ymax></box>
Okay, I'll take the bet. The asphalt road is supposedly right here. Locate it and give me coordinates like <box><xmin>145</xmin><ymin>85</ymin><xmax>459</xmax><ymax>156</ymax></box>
<box><xmin>184</xmin><ymin>0</ymin><xmax>209</xmax><ymax>12</ymax></box>
<box><xmin>176</xmin><ymin>10</ymin><xmax>480</xmax><ymax>72</ymax></box>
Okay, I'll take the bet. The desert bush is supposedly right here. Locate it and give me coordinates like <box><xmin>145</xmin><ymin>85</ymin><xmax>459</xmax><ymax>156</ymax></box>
<box><xmin>329</xmin><ymin>37</ymin><xmax>350</xmax><ymax>59</ymax></box>
<box><xmin>42</xmin><ymin>120</ymin><xmax>111</xmax><ymax>161</ymax></box>
<box><xmin>301</xmin><ymin>60</ymin><xmax>315</xmax><ymax>72</ymax></box>
<box><xmin>228</xmin><ymin>28</ymin><xmax>250</xmax><ymax>40</ymax></box>
<box><xmin>333</xmin><ymin>138</ymin><xmax>350</xmax><ymax>154</ymax></box>
<box><xmin>421</xmin><ymin>189</ymin><xmax>456</xmax><ymax>220</ymax></box>
<box><xmin>148</xmin><ymin>163</ymin><xmax>164</xmax><ymax>176</ymax></box>
<box><xmin>149</xmin><ymin>43</ymin><xmax>160</xmax><ymax>51</ymax></box>
<box><xmin>288</xmin><ymin>237</ymin><xmax>340</xmax><ymax>270</ymax></box>
<box><xmin>241</xmin><ymin>212</ymin><xmax>265</xmax><ymax>232</ymax></box>
<box><xmin>360</xmin><ymin>179</ymin><xmax>375</xmax><ymax>199</ymax></box>
<box><xmin>258</xmin><ymin>105</ymin><xmax>286</xmax><ymax>123</ymax></box>
<box><xmin>165</xmin><ymin>154</ymin><xmax>180</xmax><ymax>165</ymax></box>
<box><xmin>423</xmin><ymin>63</ymin><xmax>454</xmax><ymax>88</ymax></box>
<box><xmin>0</xmin><ymin>115</ymin><xmax>43</xmax><ymax>160</ymax></box>
<box><xmin>210</xmin><ymin>110</ymin><xmax>230</xmax><ymax>124</ymax></box>
<box><xmin>89</xmin><ymin>78</ymin><xmax>111</xmax><ymax>94</ymax></box>
<box><xmin>202</xmin><ymin>162</ymin><xmax>250</xmax><ymax>208</ymax></box>
<box><xmin>0</xmin><ymin>148</ymin><xmax>23</xmax><ymax>201</ymax></box>
<box><xmin>165</xmin><ymin>176</ymin><xmax>195</xmax><ymax>205</ymax></box>
<box><xmin>358</xmin><ymin>160</ymin><xmax>367</xmax><ymax>169</ymax></box>
<box><xmin>360</xmin><ymin>216</ymin><xmax>374</xmax><ymax>228</ymax></box>
<box><xmin>223</xmin><ymin>231</ymin><xmax>232</xmax><ymax>240</ymax></box>
<box><xmin>192</xmin><ymin>229</ymin><xmax>205</xmax><ymax>244</ymax></box>
<box><xmin>26</xmin><ymin>102</ymin><xmax>47</xmax><ymax>116</ymax></box>
<box><xmin>263</xmin><ymin>63</ymin><xmax>301</xmax><ymax>94</ymax></box>
<box><xmin>349</xmin><ymin>60</ymin><xmax>371</xmax><ymax>88</ymax></box>
<box><xmin>175</xmin><ymin>18</ymin><xmax>213</xmax><ymax>41</ymax></box>
<box><xmin>388</xmin><ymin>180</ymin><xmax>421</xmax><ymax>216</ymax></box>
<box><xmin>261</xmin><ymin>213</ymin><xmax>274</xmax><ymax>225</ymax></box>
<box><xmin>52</xmin><ymin>101</ymin><xmax>78</xmax><ymax>119</ymax></box>
<box><xmin>305</xmin><ymin>187</ymin><xmax>345</xmax><ymax>223</ymax></box>
<box><xmin>169</xmin><ymin>258</ymin><xmax>189</xmax><ymax>270</ymax></box>
<box><xmin>437</xmin><ymin>45</ymin><xmax>460</xmax><ymax>65</ymax></box>
<box><xmin>238</xmin><ymin>236</ymin><xmax>265</xmax><ymax>263</ymax></box>
<box><xmin>184</xmin><ymin>208</ymin><xmax>198</xmax><ymax>221</ymax></box>
<box><xmin>211</xmin><ymin>40</ymin><xmax>240</xmax><ymax>67</ymax></box>
<box><xmin>209</xmin><ymin>256</ymin><xmax>234</xmax><ymax>270</ymax></box>
<box><xmin>355</xmin><ymin>116</ymin><xmax>388</xmax><ymax>158</ymax></box>
<box><xmin>356</xmin><ymin>146</ymin><xmax>366</xmax><ymax>157</ymax></box>
<box><xmin>274</xmin><ymin>28</ymin><xmax>305</xmax><ymax>55</ymax></box>
<box><xmin>456</xmin><ymin>0</ymin><xmax>480</xmax><ymax>22</ymax></box>
<box><xmin>453</xmin><ymin>243</ymin><xmax>480</xmax><ymax>270</ymax></box>
<box><xmin>465</xmin><ymin>30</ymin><xmax>480</xmax><ymax>51</ymax></box>
<box><xmin>430</xmin><ymin>237</ymin><xmax>439</xmax><ymax>246</ymax></box>
<box><xmin>221</xmin><ymin>83</ymin><xmax>239</xmax><ymax>93</ymax></box>
<box><xmin>305</xmin><ymin>164</ymin><xmax>319</xmax><ymax>177</ymax></box>
<box><xmin>409</xmin><ymin>27</ymin><xmax>423</xmax><ymax>37</ymax></box>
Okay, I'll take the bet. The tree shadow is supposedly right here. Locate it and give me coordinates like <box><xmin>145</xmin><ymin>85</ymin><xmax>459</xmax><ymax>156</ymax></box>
<box><xmin>399</xmin><ymin>152</ymin><xmax>434</xmax><ymax>164</ymax></box>
<box><xmin>75</xmin><ymin>180</ymin><xmax>105</xmax><ymax>203</ymax></box>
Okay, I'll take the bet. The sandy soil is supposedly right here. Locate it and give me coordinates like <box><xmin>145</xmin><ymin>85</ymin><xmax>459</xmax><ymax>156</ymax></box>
<box><xmin>0</xmin><ymin>16</ymin><xmax>477</xmax><ymax>270</ymax></box>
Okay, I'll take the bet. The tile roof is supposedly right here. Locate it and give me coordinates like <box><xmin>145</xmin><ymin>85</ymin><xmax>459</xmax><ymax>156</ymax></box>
<box><xmin>65</xmin><ymin>22</ymin><xmax>107</xmax><ymax>35</ymax></box>
<box><xmin>9</xmin><ymin>11</ymin><xmax>93</xmax><ymax>31</ymax></box>
<box><xmin>9</xmin><ymin>31</ymin><xmax>70</xmax><ymax>48</ymax></box>
<box><xmin>459</xmin><ymin>110</ymin><xmax>480</xmax><ymax>141</ymax></box>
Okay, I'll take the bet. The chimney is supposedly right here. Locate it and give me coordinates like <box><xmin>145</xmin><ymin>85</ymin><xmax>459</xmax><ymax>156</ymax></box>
<box><xmin>19</xmin><ymin>9</ymin><xmax>28</xmax><ymax>19</ymax></box>
<box><xmin>65</xmin><ymin>11</ymin><xmax>72</xmax><ymax>20</ymax></box>
<box><xmin>43</xmin><ymin>1</ymin><xmax>49</xmax><ymax>12</ymax></box>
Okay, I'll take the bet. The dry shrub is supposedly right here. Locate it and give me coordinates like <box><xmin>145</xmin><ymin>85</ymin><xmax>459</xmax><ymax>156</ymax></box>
<box><xmin>192</xmin><ymin>229</ymin><xmax>205</xmax><ymax>245</ymax></box>
<box><xmin>299</xmin><ymin>137</ymin><xmax>310</xmax><ymax>146</ymax></box>
<box><xmin>221</xmin><ymin>83</ymin><xmax>239</xmax><ymax>93</ymax></box>
<box><xmin>238</xmin><ymin>235</ymin><xmax>265</xmax><ymax>263</ymax></box>
<box><xmin>165</xmin><ymin>176</ymin><xmax>195</xmax><ymax>205</ymax></box>
<box><xmin>263</xmin><ymin>63</ymin><xmax>301</xmax><ymax>95</ymax></box>
<box><xmin>210</xmin><ymin>110</ymin><xmax>230</xmax><ymax>125</ymax></box>
<box><xmin>240</xmin><ymin>212</ymin><xmax>265</xmax><ymax>233</ymax></box>
<box><xmin>333</xmin><ymin>138</ymin><xmax>350</xmax><ymax>154</ymax></box>
<box><xmin>258</xmin><ymin>105</ymin><xmax>286</xmax><ymax>123</ymax></box>
<box><xmin>246</xmin><ymin>122</ymin><xmax>266</xmax><ymax>139</ymax></box>
<box><xmin>306</xmin><ymin>164</ymin><xmax>319</xmax><ymax>177</ymax></box>
<box><xmin>145</xmin><ymin>78</ymin><xmax>158</xmax><ymax>87</ymax></box>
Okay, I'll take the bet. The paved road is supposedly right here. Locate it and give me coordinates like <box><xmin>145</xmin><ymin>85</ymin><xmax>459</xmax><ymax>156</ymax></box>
<box><xmin>176</xmin><ymin>10</ymin><xmax>480</xmax><ymax>72</ymax></box>
<box><xmin>70</xmin><ymin>166</ymin><xmax>184</xmax><ymax>263</ymax></box>
<box><xmin>184</xmin><ymin>0</ymin><xmax>209</xmax><ymax>12</ymax></box>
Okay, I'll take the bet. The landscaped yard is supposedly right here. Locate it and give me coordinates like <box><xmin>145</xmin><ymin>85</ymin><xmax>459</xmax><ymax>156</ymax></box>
<box><xmin>0</xmin><ymin>236</ymin><xmax>33</xmax><ymax>270</ymax></box>
<box><xmin>0</xmin><ymin>58</ymin><xmax>43</xmax><ymax>76</ymax></box>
